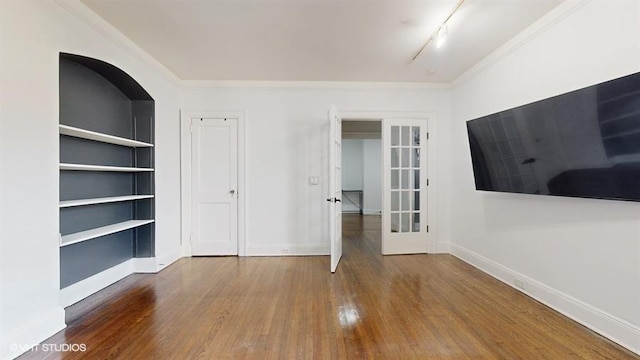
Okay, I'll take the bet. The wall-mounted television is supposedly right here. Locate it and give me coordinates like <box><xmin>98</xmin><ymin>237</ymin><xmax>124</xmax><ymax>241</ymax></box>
<box><xmin>466</xmin><ymin>71</ymin><xmax>640</xmax><ymax>202</ymax></box>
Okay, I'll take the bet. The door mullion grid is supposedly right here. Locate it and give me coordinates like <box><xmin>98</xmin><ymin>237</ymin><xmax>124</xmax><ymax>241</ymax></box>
<box><xmin>409</xmin><ymin>128</ymin><xmax>414</xmax><ymax>233</ymax></box>
<box><xmin>391</xmin><ymin>136</ymin><xmax>399</xmax><ymax>233</ymax></box>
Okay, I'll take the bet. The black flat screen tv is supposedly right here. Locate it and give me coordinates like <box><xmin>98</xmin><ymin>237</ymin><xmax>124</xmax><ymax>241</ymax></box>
<box><xmin>466</xmin><ymin>71</ymin><xmax>640</xmax><ymax>202</ymax></box>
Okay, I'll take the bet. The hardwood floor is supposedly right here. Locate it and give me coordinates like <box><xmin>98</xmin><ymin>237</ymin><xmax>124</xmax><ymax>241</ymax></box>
<box><xmin>20</xmin><ymin>214</ymin><xmax>638</xmax><ymax>359</ymax></box>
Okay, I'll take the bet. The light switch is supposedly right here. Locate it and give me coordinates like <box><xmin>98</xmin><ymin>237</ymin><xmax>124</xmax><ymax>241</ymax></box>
<box><xmin>309</xmin><ymin>176</ymin><xmax>320</xmax><ymax>185</ymax></box>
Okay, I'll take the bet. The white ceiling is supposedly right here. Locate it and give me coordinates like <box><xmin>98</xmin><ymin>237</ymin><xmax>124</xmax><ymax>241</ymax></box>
<box><xmin>81</xmin><ymin>0</ymin><xmax>564</xmax><ymax>83</ymax></box>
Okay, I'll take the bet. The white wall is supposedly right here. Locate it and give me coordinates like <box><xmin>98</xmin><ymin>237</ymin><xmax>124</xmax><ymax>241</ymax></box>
<box><xmin>450</xmin><ymin>1</ymin><xmax>640</xmax><ymax>353</ymax></box>
<box><xmin>342</xmin><ymin>139</ymin><xmax>364</xmax><ymax>213</ymax></box>
<box><xmin>363</xmin><ymin>139</ymin><xmax>382</xmax><ymax>214</ymax></box>
<box><xmin>341</xmin><ymin>138</ymin><xmax>381</xmax><ymax>214</ymax></box>
<box><xmin>0</xmin><ymin>1</ymin><xmax>181</xmax><ymax>358</ymax></box>
<box><xmin>342</xmin><ymin>139</ymin><xmax>364</xmax><ymax>190</ymax></box>
<box><xmin>180</xmin><ymin>85</ymin><xmax>451</xmax><ymax>255</ymax></box>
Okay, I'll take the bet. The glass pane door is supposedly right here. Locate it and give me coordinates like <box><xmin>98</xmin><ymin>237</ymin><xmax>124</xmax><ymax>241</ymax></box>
<box><xmin>390</xmin><ymin>125</ymin><xmax>420</xmax><ymax>233</ymax></box>
<box><xmin>383</xmin><ymin>119</ymin><xmax>429</xmax><ymax>255</ymax></box>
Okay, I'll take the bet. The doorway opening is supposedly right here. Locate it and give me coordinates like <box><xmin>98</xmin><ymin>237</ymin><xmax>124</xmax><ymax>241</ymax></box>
<box><xmin>329</xmin><ymin>108</ymin><xmax>433</xmax><ymax>272</ymax></box>
<box><xmin>341</xmin><ymin>119</ymin><xmax>382</xmax><ymax>244</ymax></box>
<box><xmin>338</xmin><ymin>115</ymin><xmax>432</xmax><ymax>256</ymax></box>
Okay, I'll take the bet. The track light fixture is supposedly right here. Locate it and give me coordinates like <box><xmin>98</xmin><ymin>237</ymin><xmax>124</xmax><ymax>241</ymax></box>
<box><xmin>411</xmin><ymin>0</ymin><xmax>465</xmax><ymax>62</ymax></box>
<box><xmin>434</xmin><ymin>24</ymin><xmax>448</xmax><ymax>49</ymax></box>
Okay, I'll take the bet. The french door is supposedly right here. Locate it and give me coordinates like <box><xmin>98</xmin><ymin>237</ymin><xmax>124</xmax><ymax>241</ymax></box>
<box><xmin>328</xmin><ymin>105</ymin><xmax>343</xmax><ymax>272</ymax></box>
<box><xmin>382</xmin><ymin>119</ymin><xmax>429</xmax><ymax>254</ymax></box>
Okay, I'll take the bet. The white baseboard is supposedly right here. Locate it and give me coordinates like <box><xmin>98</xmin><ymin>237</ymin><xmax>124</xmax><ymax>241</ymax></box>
<box><xmin>433</xmin><ymin>241</ymin><xmax>450</xmax><ymax>254</ymax></box>
<box><xmin>1</xmin><ymin>307</ymin><xmax>66</xmax><ymax>360</ymax></box>
<box><xmin>59</xmin><ymin>259</ymin><xmax>134</xmax><ymax>308</ymax></box>
<box><xmin>60</xmin><ymin>249</ymin><xmax>183</xmax><ymax>307</ymax></box>
<box><xmin>363</xmin><ymin>209</ymin><xmax>381</xmax><ymax>215</ymax></box>
<box><xmin>10</xmin><ymin>251</ymin><xmax>182</xmax><ymax>360</ymax></box>
<box><xmin>246</xmin><ymin>243</ymin><xmax>329</xmax><ymax>256</ymax></box>
<box><xmin>155</xmin><ymin>246</ymin><xmax>183</xmax><ymax>271</ymax></box>
<box><xmin>133</xmin><ymin>257</ymin><xmax>158</xmax><ymax>273</ymax></box>
<box><xmin>450</xmin><ymin>243</ymin><xmax>640</xmax><ymax>355</ymax></box>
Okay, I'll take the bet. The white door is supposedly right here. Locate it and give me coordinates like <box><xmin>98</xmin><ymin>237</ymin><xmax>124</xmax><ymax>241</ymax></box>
<box><xmin>382</xmin><ymin>119</ymin><xmax>429</xmax><ymax>254</ymax></box>
<box><xmin>191</xmin><ymin>118</ymin><xmax>238</xmax><ymax>255</ymax></box>
<box><xmin>328</xmin><ymin>105</ymin><xmax>343</xmax><ymax>272</ymax></box>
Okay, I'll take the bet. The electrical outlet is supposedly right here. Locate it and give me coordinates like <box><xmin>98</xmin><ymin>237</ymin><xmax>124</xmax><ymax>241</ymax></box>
<box><xmin>514</xmin><ymin>279</ymin><xmax>527</xmax><ymax>291</ymax></box>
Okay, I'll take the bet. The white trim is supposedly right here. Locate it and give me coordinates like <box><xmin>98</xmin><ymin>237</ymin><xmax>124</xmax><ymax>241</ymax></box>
<box><xmin>180</xmin><ymin>110</ymin><xmax>247</xmax><ymax>257</ymax></box>
<box><xmin>340</xmin><ymin>110</ymin><xmax>434</xmax><ymax>120</ymax></box>
<box><xmin>180</xmin><ymin>114</ymin><xmax>192</xmax><ymax>257</ymax></box>
<box><xmin>1</xmin><ymin>308</ymin><xmax>66</xmax><ymax>360</ymax></box>
<box><xmin>362</xmin><ymin>209</ymin><xmax>382</xmax><ymax>215</ymax></box>
<box><xmin>54</xmin><ymin>0</ymin><xmax>180</xmax><ymax>85</ymax></box>
<box><xmin>246</xmin><ymin>244</ymin><xmax>329</xmax><ymax>256</ymax></box>
<box><xmin>180</xmin><ymin>80</ymin><xmax>450</xmax><ymax>91</ymax></box>
<box><xmin>452</xmin><ymin>0</ymin><xmax>590</xmax><ymax>86</ymax></box>
<box><xmin>450</xmin><ymin>243</ymin><xmax>640</xmax><ymax>355</ymax></box>
<box><xmin>59</xmin><ymin>259</ymin><xmax>134</xmax><ymax>308</ymax></box>
<box><xmin>133</xmin><ymin>257</ymin><xmax>158</xmax><ymax>273</ymax></box>
<box><xmin>155</xmin><ymin>246</ymin><xmax>183</xmax><ymax>271</ymax></box>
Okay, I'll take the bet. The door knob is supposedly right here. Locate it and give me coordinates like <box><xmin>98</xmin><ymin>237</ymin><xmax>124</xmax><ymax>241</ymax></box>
<box><xmin>230</xmin><ymin>190</ymin><xmax>235</xmax><ymax>195</ymax></box>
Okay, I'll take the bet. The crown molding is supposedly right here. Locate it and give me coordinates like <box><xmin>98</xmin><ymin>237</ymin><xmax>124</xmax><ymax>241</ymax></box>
<box><xmin>46</xmin><ymin>1</ymin><xmax>451</xmax><ymax>91</ymax></box>
<box><xmin>53</xmin><ymin>0</ymin><xmax>587</xmax><ymax>92</ymax></box>
<box><xmin>54</xmin><ymin>0</ymin><xmax>181</xmax><ymax>86</ymax></box>
<box><xmin>179</xmin><ymin>80</ymin><xmax>450</xmax><ymax>91</ymax></box>
<box><xmin>452</xmin><ymin>0</ymin><xmax>591</xmax><ymax>87</ymax></box>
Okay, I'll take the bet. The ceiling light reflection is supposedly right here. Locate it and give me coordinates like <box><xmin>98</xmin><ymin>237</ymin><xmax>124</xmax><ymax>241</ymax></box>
<box><xmin>338</xmin><ymin>305</ymin><xmax>360</xmax><ymax>327</ymax></box>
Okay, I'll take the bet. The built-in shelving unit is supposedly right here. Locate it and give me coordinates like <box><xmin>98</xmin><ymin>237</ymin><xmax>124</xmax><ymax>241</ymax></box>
<box><xmin>59</xmin><ymin>53</ymin><xmax>155</xmax><ymax>289</ymax></box>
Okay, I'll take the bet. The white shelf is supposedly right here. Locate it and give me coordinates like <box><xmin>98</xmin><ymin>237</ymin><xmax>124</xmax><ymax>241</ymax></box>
<box><xmin>60</xmin><ymin>219</ymin><xmax>155</xmax><ymax>247</ymax></box>
<box><xmin>60</xmin><ymin>163</ymin><xmax>154</xmax><ymax>172</ymax></box>
<box><xmin>60</xmin><ymin>195</ymin><xmax>154</xmax><ymax>208</ymax></box>
<box><xmin>59</xmin><ymin>124</ymin><xmax>153</xmax><ymax>148</ymax></box>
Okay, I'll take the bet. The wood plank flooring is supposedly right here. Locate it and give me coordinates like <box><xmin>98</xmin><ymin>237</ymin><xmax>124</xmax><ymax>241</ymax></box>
<box><xmin>20</xmin><ymin>214</ymin><xmax>639</xmax><ymax>359</ymax></box>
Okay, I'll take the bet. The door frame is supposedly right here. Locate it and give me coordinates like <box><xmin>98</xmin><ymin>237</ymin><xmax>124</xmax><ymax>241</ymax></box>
<box><xmin>180</xmin><ymin>110</ymin><xmax>247</xmax><ymax>256</ymax></box>
<box><xmin>340</xmin><ymin>110</ymin><xmax>438</xmax><ymax>253</ymax></box>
